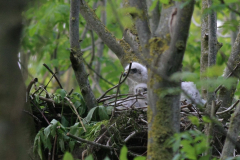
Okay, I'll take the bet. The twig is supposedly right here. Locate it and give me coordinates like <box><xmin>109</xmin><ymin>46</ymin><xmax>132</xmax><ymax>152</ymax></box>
<box><xmin>30</xmin><ymin>98</ymin><xmax>50</xmax><ymax>125</ymax></box>
<box><xmin>43</xmin><ymin>63</ymin><xmax>63</xmax><ymax>89</ymax></box>
<box><xmin>97</xmin><ymin>62</ymin><xmax>132</xmax><ymax>102</ymax></box>
<box><xmin>52</xmin><ymin>135</ymin><xmax>57</xmax><ymax>160</ymax></box>
<box><xmin>26</xmin><ymin>78</ymin><xmax>38</xmax><ymax>99</ymax></box>
<box><xmin>64</xmin><ymin>97</ymin><xmax>86</xmax><ymax>132</ymax></box>
<box><xmin>22</xmin><ymin>109</ymin><xmax>42</xmax><ymax>123</ymax></box>
<box><xmin>215</xmin><ymin>62</ymin><xmax>240</xmax><ymax>94</ymax></box>
<box><xmin>82</xmin><ymin>58</ymin><xmax>115</xmax><ymax>86</ymax></box>
<box><xmin>68</xmin><ymin>88</ymin><xmax>74</xmax><ymax>96</ymax></box>
<box><xmin>67</xmin><ymin>133</ymin><xmax>114</xmax><ymax>150</ymax></box>
<box><xmin>219</xmin><ymin>0</ymin><xmax>240</xmax><ymax>16</ymax></box>
<box><xmin>140</xmin><ymin>119</ymin><xmax>148</xmax><ymax>124</ymax></box>
<box><xmin>216</xmin><ymin>100</ymin><xmax>240</xmax><ymax>115</ymax></box>
<box><xmin>124</xmin><ymin>131</ymin><xmax>136</xmax><ymax>142</ymax></box>
<box><xmin>111</xmin><ymin>73</ymin><xmax>123</xmax><ymax>119</ymax></box>
<box><xmin>89</xmin><ymin>30</ymin><xmax>95</xmax><ymax>68</ymax></box>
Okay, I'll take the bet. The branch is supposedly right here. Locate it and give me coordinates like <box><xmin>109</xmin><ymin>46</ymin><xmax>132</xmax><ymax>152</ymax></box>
<box><xmin>129</xmin><ymin>0</ymin><xmax>151</xmax><ymax>56</ymax></box>
<box><xmin>64</xmin><ymin>97</ymin><xmax>86</xmax><ymax>132</ymax></box>
<box><xmin>79</xmin><ymin>0</ymin><xmax>128</xmax><ymax>65</ymax></box>
<box><xmin>43</xmin><ymin>63</ymin><xmax>63</xmax><ymax>89</ymax></box>
<box><xmin>219</xmin><ymin>0</ymin><xmax>240</xmax><ymax>16</ymax></box>
<box><xmin>97</xmin><ymin>62</ymin><xmax>132</xmax><ymax>102</ymax></box>
<box><xmin>70</xmin><ymin>0</ymin><xmax>97</xmax><ymax>110</ymax></box>
<box><xmin>221</xmin><ymin>103</ymin><xmax>240</xmax><ymax>159</ymax></box>
<box><xmin>147</xmin><ymin>0</ymin><xmax>160</xmax><ymax>35</ymax></box>
<box><xmin>218</xmin><ymin>28</ymin><xmax>240</xmax><ymax>120</ymax></box>
<box><xmin>67</xmin><ymin>133</ymin><xmax>113</xmax><ymax>150</ymax></box>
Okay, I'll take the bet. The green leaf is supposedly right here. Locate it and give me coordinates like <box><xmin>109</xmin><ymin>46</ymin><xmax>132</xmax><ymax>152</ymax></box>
<box><xmin>202</xmin><ymin>116</ymin><xmax>211</xmax><ymax>123</ymax></box>
<box><xmin>106</xmin><ymin>106</ymin><xmax>114</xmax><ymax>115</ymax></box>
<box><xmin>50</xmin><ymin>119</ymin><xmax>59</xmax><ymax>136</ymax></box>
<box><xmin>85</xmin><ymin>154</ymin><xmax>94</xmax><ymax>160</ymax></box>
<box><xmin>203</xmin><ymin>65</ymin><xmax>225</xmax><ymax>77</ymax></box>
<box><xmin>57</xmin><ymin>89</ymin><xmax>67</xmax><ymax>99</ymax></box>
<box><xmin>98</xmin><ymin>106</ymin><xmax>109</xmax><ymax>120</ymax></box>
<box><xmin>104</xmin><ymin>157</ymin><xmax>111</xmax><ymax>160</ymax></box>
<box><xmin>74</xmin><ymin>100</ymin><xmax>81</xmax><ymax>108</ymax></box>
<box><xmin>188</xmin><ymin>116</ymin><xmax>200</xmax><ymax>127</ymax></box>
<box><xmin>160</xmin><ymin>0</ymin><xmax>169</xmax><ymax>4</ymax></box>
<box><xmin>120</xmin><ymin>145</ymin><xmax>128</xmax><ymax>160</ymax></box>
<box><xmin>84</xmin><ymin>106</ymin><xmax>98</xmax><ymax>123</ymax></box>
<box><xmin>69</xmin><ymin>141</ymin><xmax>75</xmax><ymax>152</ymax></box>
<box><xmin>59</xmin><ymin>138</ymin><xmax>65</xmax><ymax>152</ymax></box>
<box><xmin>134</xmin><ymin>156</ymin><xmax>146</xmax><ymax>160</ymax></box>
<box><xmin>63</xmin><ymin>152</ymin><xmax>74</xmax><ymax>160</ymax></box>
<box><xmin>44</xmin><ymin>125</ymin><xmax>51</xmax><ymax>138</ymax></box>
<box><xmin>61</xmin><ymin>116</ymin><xmax>69</xmax><ymax>127</ymax></box>
<box><xmin>149</xmin><ymin>0</ymin><xmax>159</xmax><ymax>11</ymax></box>
<box><xmin>37</xmin><ymin>134</ymin><xmax>43</xmax><ymax>160</ymax></box>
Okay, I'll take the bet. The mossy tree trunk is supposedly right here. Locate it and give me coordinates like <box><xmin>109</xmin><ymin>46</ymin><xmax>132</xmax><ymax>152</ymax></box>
<box><xmin>79</xmin><ymin>0</ymin><xmax>194</xmax><ymax>158</ymax></box>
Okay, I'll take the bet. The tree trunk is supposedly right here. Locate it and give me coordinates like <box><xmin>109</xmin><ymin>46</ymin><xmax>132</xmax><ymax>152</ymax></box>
<box><xmin>69</xmin><ymin>0</ymin><xmax>97</xmax><ymax>110</ymax></box>
<box><xmin>0</xmin><ymin>1</ymin><xmax>29</xmax><ymax>159</ymax></box>
<box><xmin>147</xmin><ymin>1</ymin><xmax>194</xmax><ymax>159</ymax></box>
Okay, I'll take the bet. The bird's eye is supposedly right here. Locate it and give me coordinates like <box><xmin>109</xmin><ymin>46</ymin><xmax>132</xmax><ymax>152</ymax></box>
<box><xmin>131</xmin><ymin>68</ymin><xmax>138</xmax><ymax>73</ymax></box>
<box><xmin>144</xmin><ymin>88</ymin><xmax>147</xmax><ymax>92</ymax></box>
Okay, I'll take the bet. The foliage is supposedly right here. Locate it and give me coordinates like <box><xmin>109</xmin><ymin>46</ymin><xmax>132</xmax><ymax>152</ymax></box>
<box><xmin>20</xmin><ymin>0</ymin><xmax>240</xmax><ymax>159</ymax></box>
<box><xmin>168</xmin><ymin>130</ymin><xmax>210</xmax><ymax>160</ymax></box>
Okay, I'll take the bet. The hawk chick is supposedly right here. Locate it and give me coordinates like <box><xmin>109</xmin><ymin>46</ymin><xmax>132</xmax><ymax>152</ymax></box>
<box><xmin>123</xmin><ymin>62</ymin><xmax>148</xmax><ymax>93</ymax></box>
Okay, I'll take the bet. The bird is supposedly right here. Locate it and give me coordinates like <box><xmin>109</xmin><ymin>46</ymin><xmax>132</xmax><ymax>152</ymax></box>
<box><xmin>123</xmin><ymin>62</ymin><xmax>148</xmax><ymax>94</ymax></box>
<box><xmin>180</xmin><ymin>82</ymin><xmax>206</xmax><ymax>106</ymax></box>
<box><xmin>133</xmin><ymin>83</ymin><xmax>148</xmax><ymax>109</ymax></box>
<box><xmin>123</xmin><ymin>62</ymin><xmax>206</xmax><ymax>107</ymax></box>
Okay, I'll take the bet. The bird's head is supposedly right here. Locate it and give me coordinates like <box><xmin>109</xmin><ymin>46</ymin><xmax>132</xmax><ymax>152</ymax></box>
<box><xmin>134</xmin><ymin>83</ymin><xmax>147</xmax><ymax>94</ymax></box>
<box><xmin>123</xmin><ymin>62</ymin><xmax>148</xmax><ymax>83</ymax></box>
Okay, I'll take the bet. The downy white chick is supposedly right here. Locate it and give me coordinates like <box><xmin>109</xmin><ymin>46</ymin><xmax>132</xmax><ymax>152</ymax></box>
<box><xmin>123</xmin><ymin>62</ymin><xmax>148</xmax><ymax>94</ymax></box>
<box><xmin>180</xmin><ymin>82</ymin><xmax>206</xmax><ymax>106</ymax></box>
<box><xmin>133</xmin><ymin>83</ymin><xmax>148</xmax><ymax>108</ymax></box>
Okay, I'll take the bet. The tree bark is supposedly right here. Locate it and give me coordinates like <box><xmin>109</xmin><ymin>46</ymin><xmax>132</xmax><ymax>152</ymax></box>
<box><xmin>221</xmin><ymin>104</ymin><xmax>240</xmax><ymax>159</ymax></box>
<box><xmin>147</xmin><ymin>1</ymin><xmax>194</xmax><ymax>159</ymax></box>
<box><xmin>69</xmin><ymin>0</ymin><xmax>97</xmax><ymax>110</ymax></box>
<box><xmin>205</xmin><ymin>0</ymin><xmax>218</xmax><ymax>155</ymax></box>
<box><xmin>79</xmin><ymin>0</ymin><xmax>137</xmax><ymax>67</ymax></box>
<box><xmin>147</xmin><ymin>0</ymin><xmax>160</xmax><ymax>36</ymax></box>
<box><xmin>0</xmin><ymin>0</ymin><xmax>29</xmax><ymax>159</ymax></box>
<box><xmin>200</xmin><ymin>0</ymin><xmax>209</xmax><ymax>100</ymax></box>
<box><xmin>218</xmin><ymin>28</ymin><xmax>240</xmax><ymax>121</ymax></box>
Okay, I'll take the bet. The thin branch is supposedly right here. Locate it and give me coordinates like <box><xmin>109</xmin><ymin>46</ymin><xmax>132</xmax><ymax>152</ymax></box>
<box><xmin>216</xmin><ymin>100</ymin><xmax>240</xmax><ymax>115</ymax></box>
<box><xmin>64</xmin><ymin>97</ymin><xmax>86</xmax><ymax>132</ymax></box>
<box><xmin>111</xmin><ymin>73</ymin><xmax>123</xmax><ymax>119</ymax></box>
<box><xmin>219</xmin><ymin>0</ymin><xmax>240</xmax><ymax>16</ymax></box>
<box><xmin>30</xmin><ymin>97</ymin><xmax>50</xmax><ymax>125</ymax></box>
<box><xmin>67</xmin><ymin>133</ymin><xmax>113</xmax><ymax>150</ymax></box>
<box><xmin>124</xmin><ymin>131</ymin><xmax>137</xmax><ymax>142</ymax></box>
<box><xmin>89</xmin><ymin>30</ymin><xmax>95</xmax><ymax>68</ymax></box>
<box><xmin>97</xmin><ymin>62</ymin><xmax>132</xmax><ymax>102</ymax></box>
<box><xmin>52</xmin><ymin>135</ymin><xmax>57</xmax><ymax>160</ymax></box>
<box><xmin>22</xmin><ymin>109</ymin><xmax>42</xmax><ymax>123</ymax></box>
<box><xmin>82</xmin><ymin>58</ymin><xmax>114</xmax><ymax>86</ymax></box>
<box><xmin>26</xmin><ymin>78</ymin><xmax>38</xmax><ymax>99</ymax></box>
<box><xmin>43</xmin><ymin>63</ymin><xmax>63</xmax><ymax>89</ymax></box>
<box><xmin>79</xmin><ymin>0</ymin><xmax>127</xmax><ymax>63</ymax></box>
